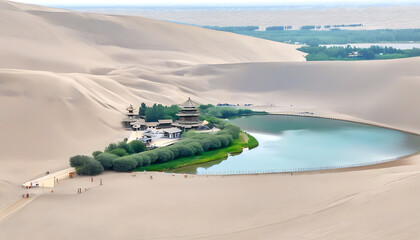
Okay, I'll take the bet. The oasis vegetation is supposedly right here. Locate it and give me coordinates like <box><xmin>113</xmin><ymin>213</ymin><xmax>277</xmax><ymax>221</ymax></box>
<box><xmin>69</xmin><ymin>98</ymin><xmax>264</xmax><ymax>176</ymax></box>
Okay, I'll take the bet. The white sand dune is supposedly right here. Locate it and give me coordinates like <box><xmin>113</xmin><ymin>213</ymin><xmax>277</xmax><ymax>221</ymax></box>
<box><xmin>0</xmin><ymin>1</ymin><xmax>420</xmax><ymax>239</ymax></box>
<box><xmin>0</xmin><ymin>0</ymin><xmax>304</xmax><ymax>182</ymax></box>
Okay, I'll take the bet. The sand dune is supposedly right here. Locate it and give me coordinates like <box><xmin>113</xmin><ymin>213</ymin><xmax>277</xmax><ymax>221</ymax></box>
<box><xmin>174</xmin><ymin>58</ymin><xmax>420</xmax><ymax>133</ymax></box>
<box><xmin>0</xmin><ymin>0</ymin><xmax>419</xmax><ymax>181</ymax></box>
<box><xmin>0</xmin><ymin>2</ymin><xmax>420</xmax><ymax>239</ymax></box>
<box><xmin>1</xmin><ymin>155</ymin><xmax>420</xmax><ymax>240</ymax></box>
<box><xmin>0</xmin><ymin>0</ymin><xmax>304</xmax><ymax>182</ymax></box>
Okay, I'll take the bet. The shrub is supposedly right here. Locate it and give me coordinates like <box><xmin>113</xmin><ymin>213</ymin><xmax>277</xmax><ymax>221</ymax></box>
<box><xmin>131</xmin><ymin>154</ymin><xmax>151</xmax><ymax>167</ymax></box>
<box><xmin>206</xmin><ymin>135</ymin><xmax>222</xmax><ymax>150</ymax></box>
<box><xmin>166</xmin><ymin>146</ymin><xmax>179</xmax><ymax>158</ymax></box>
<box><xmin>117</xmin><ymin>141</ymin><xmax>134</xmax><ymax>154</ymax></box>
<box><xmin>69</xmin><ymin>155</ymin><xmax>89</xmax><ymax>167</ymax></box>
<box><xmin>143</xmin><ymin>151</ymin><xmax>158</xmax><ymax>163</ymax></box>
<box><xmin>95</xmin><ymin>153</ymin><xmax>118</xmax><ymax>170</ymax></box>
<box><xmin>176</xmin><ymin>145</ymin><xmax>195</xmax><ymax>157</ymax></box>
<box><xmin>108</xmin><ymin>148</ymin><xmax>128</xmax><ymax>157</ymax></box>
<box><xmin>105</xmin><ymin>143</ymin><xmax>118</xmax><ymax>152</ymax></box>
<box><xmin>76</xmin><ymin>158</ymin><xmax>104</xmax><ymax>176</ymax></box>
<box><xmin>224</xmin><ymin>134</ymin><xmax>234</xmax><ymax>145</ymax></box>
<box><xmin>216</xmin><ymin>135</ymin><xmax>230</xmax><ymax>147</ymax></box>
<box><xmin>143</xmin><ymin>156</ymin><xmax>151</xmax><ymax>166</ymax></box>
<box><xmin>92</xmin><ymin>151</ymin><xmax>103</xmax><ymax>158</ymax></box>
<box><xmin>129</xmin><ymin>140</ymin><xmax>146</xmax><ymax>153</ymax></box>
<box><xmin>112</xmin><ymin>156</ymin><xmax>138</xmax><ymax>172</ymax></box>
<box><xmin>186</xmin><ymin>142</ymin><xmax>203</xmax><ymax>154</ymax></box>
<box><xmin>223</xmin><ymin>124</ymin><xmax>241</xmax><ymax>139</ymax></box>
<box><xmin>155</xmin><ymin>149</ymin><xmax>174</xmax><ymax>163</ymax></box>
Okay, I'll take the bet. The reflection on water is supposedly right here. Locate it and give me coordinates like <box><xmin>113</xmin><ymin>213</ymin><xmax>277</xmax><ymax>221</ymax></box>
<box><xmin>173</xmin><ymin>115</ymin><xmax>420</xmax><ymax>174</ymax></box>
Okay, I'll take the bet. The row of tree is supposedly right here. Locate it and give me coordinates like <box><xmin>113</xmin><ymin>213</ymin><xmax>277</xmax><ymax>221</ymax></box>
<box><xmin>138</xmin><ymin>103</ymin><xmax>181</xmax><ymax>122</ymax></box>
<box><xmin>202</xmin><ymin>26</ymin><xmax>259</xmax><ymax>32</ymax></box>
<box><xmin>211</xmin><ymin>28</ymin><xmax>420</xmax><ymax>46</ymax></box>
<box><xmin>70</xmin><ymin>140</ymin><xmax>148</xmax><ymax>175</ymax></box>
<box><xmin>69</xmin><ymin>122</ymin><xmax>242</xmax><ymax>175</ymax></box>
<box><xmin>266</xmin><ymin>26</ymin><xmax>293</xmax><ymax>31</ymax></box>
<box><xmin>298</xmin><ymin>45</ymin><xmax>420</xmax><ymax>61</ymax></box>
<box><xmin>198</xmin><ymin>104</ymin><xmax>266</xmax><ymax>119</ymax></box>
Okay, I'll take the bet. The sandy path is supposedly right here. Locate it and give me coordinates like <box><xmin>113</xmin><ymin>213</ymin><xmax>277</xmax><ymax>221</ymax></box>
<box><xmin>0</xmin><ymin>198</ymin><xmax>34</xmax><ymax>223</ymax></box>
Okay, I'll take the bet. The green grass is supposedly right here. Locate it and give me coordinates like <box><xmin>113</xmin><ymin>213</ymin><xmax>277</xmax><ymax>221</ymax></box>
<box><xmin>246</xmin><ymin>133</ymin><xmax>259</xmax><ymax>150</ymax></box>
<box><xmin>135</xmin><ymin>132</ymin><xmax>259</xmax><ymax>172</ymax></box>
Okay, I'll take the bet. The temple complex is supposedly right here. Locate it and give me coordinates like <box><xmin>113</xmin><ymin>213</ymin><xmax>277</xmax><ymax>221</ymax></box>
<box><xmin>124</xmin><ymin>98</ymin><xmax>206</xmax><ymax>147</ymax></box>
<box><xmin>172</xmin><ymin>97</ymin><xmax>203</xmax><ymax>130</ymax></box>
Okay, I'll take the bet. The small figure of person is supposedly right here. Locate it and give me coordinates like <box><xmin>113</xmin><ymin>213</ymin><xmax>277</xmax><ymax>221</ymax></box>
<box><xmin>22</xmin><ymin>194</ymin><xmax>25</xmax><ymax>199</ymax></box>
<box><xmin>26</xmin><ymin>193</ymin><xmax>29</xmax><ymax>198</ymax></box>
<box><xmin>150</xmin><ymin>176</ymin><xmax>153</xmax><ymax>180</ymax></box>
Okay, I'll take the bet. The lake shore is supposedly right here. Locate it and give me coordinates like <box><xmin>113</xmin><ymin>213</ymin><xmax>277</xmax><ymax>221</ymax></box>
<box><xmin>135</xmin><ymin>132</ymin><xmax>257</xmax><ymax>172</ymax></box>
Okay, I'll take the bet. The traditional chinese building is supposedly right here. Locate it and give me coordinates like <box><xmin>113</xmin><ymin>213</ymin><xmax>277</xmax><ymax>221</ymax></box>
<box><xmin>122</xmin><ymin>105</ymin><xmax>139</xmax><ymax>129</ymax></box>
<box><xmin>172</xmin><ymin>97</ymin><xmax>202</xmax><ymax>130</ymax></box>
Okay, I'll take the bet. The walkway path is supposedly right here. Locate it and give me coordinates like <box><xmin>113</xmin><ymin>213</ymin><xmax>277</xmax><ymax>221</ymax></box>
<box><xmin>0</xmin><ymin>196</ymin><xmax>36</xmax><ymax>223</ymax></box>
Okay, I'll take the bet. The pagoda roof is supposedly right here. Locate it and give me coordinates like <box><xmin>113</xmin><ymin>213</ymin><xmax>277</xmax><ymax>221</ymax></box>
<box><xmin>126</xmin><ymin>105</ymin><xmax>135</xmax><ymax>112</ymax></box>
<box><xmin>179</xmin><ymin>97</ymin><xmax>199</xmax><ymax>108</ymax></box>
<box><xmin>146</xmin><ymin>122</ymin><xmax>159</xmax><ymax>127</ymax></box>
<box><xmin>158</xmin><ymin>119</ymin><xmax>173</xmax><ymax>124</ymax></box>
<box><xmin>122</xmin><ymin>117</ymin><xmax>137</xmax><ymax>122</ymax></box>
<box><xmin>163</xmin><ymin>128</ymin><xmax>183</xmax><ymax>134</ymax></box>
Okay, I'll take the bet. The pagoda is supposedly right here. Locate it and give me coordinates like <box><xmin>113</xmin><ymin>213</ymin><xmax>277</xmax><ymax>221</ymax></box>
<box><xmin>122</xmin><ymin>104</ymin><xmax>139</xmax><ymax>129</ymax></box>
<box><xmin>172</xmin><ymin>97</ymin><xmax>202</xmax><ymax>130</ymax></box>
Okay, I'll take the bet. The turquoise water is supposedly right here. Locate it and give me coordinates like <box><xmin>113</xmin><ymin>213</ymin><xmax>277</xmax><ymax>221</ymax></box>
<box><xmin>189</xmin><ymin>115</ymin><xmax>420</xmax><ymax>174</ymax></box>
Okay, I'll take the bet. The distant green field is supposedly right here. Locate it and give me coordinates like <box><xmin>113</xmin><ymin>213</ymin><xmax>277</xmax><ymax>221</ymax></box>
<box><xmin>201</xmin><ymin>28</ymin><xmax>420</xmax><ymax>45</ymax></box>
<box><xmin>299</xmin><ymin>45</ymin><xmax>420</xmax><ymax>61</ymax></box>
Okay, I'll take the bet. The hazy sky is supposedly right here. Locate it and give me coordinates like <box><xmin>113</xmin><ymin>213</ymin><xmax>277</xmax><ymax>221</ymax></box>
<box><xmin>12</xmin><ymin>0</ymin><xmax>420</xmax><ymax>6</ymax></box>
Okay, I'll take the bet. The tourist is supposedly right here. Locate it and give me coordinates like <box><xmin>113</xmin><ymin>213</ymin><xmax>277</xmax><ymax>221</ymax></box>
<box><xmin>150</xmin><ymin>176</ymin><xmax>153</xmax><ymax>180</ymax></box>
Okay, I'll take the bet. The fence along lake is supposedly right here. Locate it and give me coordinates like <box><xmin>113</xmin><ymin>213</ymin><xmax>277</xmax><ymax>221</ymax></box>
<box><xmin>175</xmin><ymin>115</ymin><xmax>420</xmax><ymax>175</ymax></box>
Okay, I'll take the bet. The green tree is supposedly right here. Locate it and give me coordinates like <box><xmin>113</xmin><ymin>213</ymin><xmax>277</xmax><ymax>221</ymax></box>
<box><xmin>187</xmin><ymin>142</ymin><xmax>203</xmax><ymax>154</ymax></box>
<box><xmin>70</xmin><ymin>155</ymin><xmax>89</xmax><ymax>167</ymax></box>
<box><xmin>155</xmin><ymin>149</ymin><xmax>174</xmax><ymax>163</ymax></box>
<box><xmin>176</xmin><ymin>145</ymin><xmax>195</xmax><ymax>157</ymax></box>
<box><xmin>131</xmin><ymin>154</ymin><xmax>151</xmax><ymax>167</ymax></box>
<box><xmin>117</xmin><ymin>141</ymin><xmax>134</xmax><ymax>154</ymax></box>
<box><xmin>108</xmin><ymin>148</ymin><xmax>128</xmax><ymax>157</ymax></box>
<box><xmin>95</xmin><ymin>153</ymin><xmax>118</xmax><ymax>170</ymax></box>
<box><xmin>216</xmin><ymin>135</ymin><xmax>230</xmax><ymax>147</ymax></box>
<box><xmin>112</xmin><ymin>156</ymin><xmax>138</xmax><ymax>172</ymax></box>
<box><xmin>139</xmin><ymin>102</ymin><xmax>147</xmax><ymax>116</ymax></box>
<box><xmin>143</xmin><ymin>151</ymin><xmax>159</xmax><ymax>163</ymax></box>
<box><xmin>129</xmin><ymin>140</ymin><xmax>146</xmax><ymax>153</ymax></box>
<box><xmin>92</xmin><ymin>151</ymin><xmax>103</xmax><ymax>158</ymax></box>
<box><xmin>105</xmin><ymin>143</ymin><xmax>118</xmax><ymax>152</ymax></box>
<box><xmin>76</xmin><ymin>158</ymin><xmax>104</xmax><ymax>176</ymax></box>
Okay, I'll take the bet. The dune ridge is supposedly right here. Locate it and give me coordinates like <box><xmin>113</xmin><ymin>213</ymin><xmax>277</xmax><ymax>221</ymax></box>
<box><xmin>1</xmin><ymin>0</ymin><xmax>420</xmax><ymax>181</ymax></box>
<box><xmin>1</xmin><ymin>1</ymin><xmax>420</xmax><ymax>239</ymax></box>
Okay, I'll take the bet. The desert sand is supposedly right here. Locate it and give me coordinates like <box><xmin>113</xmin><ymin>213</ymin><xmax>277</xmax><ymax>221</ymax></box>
<box><xmin>1</xmin><ymin>155</ymin><xmax>420</xmax><ymax>240</ymax></box>
<box><xmin>0</xmin><ymin>1</ymin><xmax>420</xmax><ymax>239</ymax></box>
